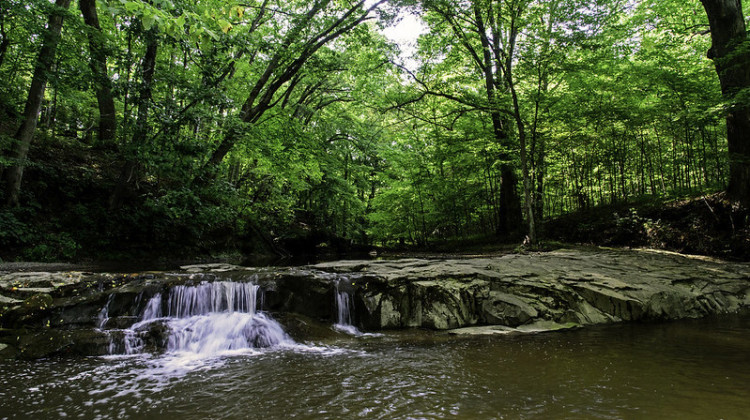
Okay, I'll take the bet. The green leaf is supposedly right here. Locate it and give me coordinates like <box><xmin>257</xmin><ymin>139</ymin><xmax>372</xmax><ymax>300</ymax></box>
<box><xmin>124</xmin><ymin>1</ymin><xmax>139</xmax><ymax>13</ymax></box>
<box><xmin>142</xmin><ymin>14</ymin><xmax>156</xmax><ymax>30</ymax></box>
<box><xmin>204</xmin><ymin>28</ymin><xmax>219</xmax><ymax>40</ymax></box>
<box><xmin>219</xmin><ymin>19</ymin><xmax>232</xmax><ymax>34</ymax></box>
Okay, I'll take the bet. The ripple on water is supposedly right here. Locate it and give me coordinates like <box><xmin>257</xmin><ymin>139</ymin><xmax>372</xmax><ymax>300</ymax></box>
<box><xmin>1</xmin><ymin>317</ymin><xmax>750</xmax><ymax>419</ymax></box>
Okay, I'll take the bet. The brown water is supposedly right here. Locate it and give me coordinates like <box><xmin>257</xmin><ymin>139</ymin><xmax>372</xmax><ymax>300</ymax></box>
<box><xmin>1</xmin><ymin>316</ymin><xmax>749</xmax><ymax>419</ymax></box>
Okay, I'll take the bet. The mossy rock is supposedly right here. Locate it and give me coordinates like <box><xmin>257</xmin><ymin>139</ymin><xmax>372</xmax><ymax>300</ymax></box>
<box><xmin>23</xmin><ymin>293</ymin><xmax>53</xmax><ymax>310</ymax></box>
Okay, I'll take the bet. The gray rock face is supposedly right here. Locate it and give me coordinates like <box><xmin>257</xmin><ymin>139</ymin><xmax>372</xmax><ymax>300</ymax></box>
<box><xmin>313</xmin><ymin>249</ymin><xmax>750</xmax><ymax>330</ymax></box>
<box><xmin>1</xmin><ymin>249</ymin><xmax>748</xmax><ymax>358</ymax></box>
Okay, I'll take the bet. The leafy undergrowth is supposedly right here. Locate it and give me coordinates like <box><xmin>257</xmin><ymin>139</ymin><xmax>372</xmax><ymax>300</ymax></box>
<box><xmin>0</xmin><ymin>136</ymin><xmax>251</xmax><ymax>263</ymax></box>
<box><xmin>543</xmin><ymin>192</ymin><xmax>750</xmax><ymax>261</ymax></box>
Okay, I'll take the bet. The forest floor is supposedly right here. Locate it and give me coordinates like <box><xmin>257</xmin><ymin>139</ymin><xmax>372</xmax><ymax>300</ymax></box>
<box><xmin>541</xmin><ymin>192</ymin><xmax>750</xmax><ymax>261</ymax></box>
<box><xmin>378</xmin><ymin>192</ymin><xmax>750</xmax><ymax>262</ymax></box>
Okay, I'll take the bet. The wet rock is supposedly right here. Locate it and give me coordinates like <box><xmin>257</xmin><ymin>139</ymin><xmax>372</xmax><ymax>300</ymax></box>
<box><xmin>261</xmin><ymin>271</ymin><xmax>335</xmax><ymax>321</ymax></box>
<box><xmin>481</xmin><ymin>291</ymin><xmax>539</xmax><ymax>327</ymax></box>
<box><xmin>567</xmin><ymin>284</ymin><xmax>644</xmax><ymax>321</ymax></box>
<box><xmin>312</xmin><ymin>249</ymin><xmax>750</xmax><ymax>330</ymax></box>
<box><xmin>273</xmin><ymin>312</ymin><xmax>343</xmax><ymax>342</ymax></box>
<box><xmin>448</xmin><ymin>320</ymin><xmax>579</xmax><ymax>336</ymax></box>
<box><xmin>23</xmin><ymin>293</ymin><xmax>53</xmax><ymax>310</ymax></box>
<box><xmin>1</xmin><ymin>248</ymin><xmax>749</xmax><ymax>359</ymax></box>
<box><xmin>0</xmin><ymin>329</ymin><xmax>112</xmax><ymax>359</ymax></box>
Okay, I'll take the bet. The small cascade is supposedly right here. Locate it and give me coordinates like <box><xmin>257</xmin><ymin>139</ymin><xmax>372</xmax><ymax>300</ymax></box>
<box><xmin>120</xmin><ymin>294</ymin><xmax>163</xmax><ymax>354</ymax></box>
<box><xmin>97</xmin><ymin>294</ymin><xmax>115</xmax><ymax>329</ymax></box>
<box><xmin>105</xmin><ymin>281</ymin><xmax>292</xmax><ymax>356</ymax></box>
<box><xmin>142</xmin><ymin>294</ymin><xmax>162</xmax><ymax>320</ymax></box>
<box><xmin>166</xmin><ymin>282</ymin><xmax>257</xmax><ymax>318</ymax></box>
<box><xmin>333</xmin><ymin>280</ymin><xmax>363</xmax><ymax>336</ymax></box>
<box><xmin>167</xmin><ymin>312</ymin><xmax>288</xmax><ymax>354</ymax></box>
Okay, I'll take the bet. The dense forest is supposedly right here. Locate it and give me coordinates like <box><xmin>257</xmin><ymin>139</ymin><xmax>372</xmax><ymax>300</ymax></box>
<box><xmin>0</xmin><ymin>0</ymin><xmax>748</xmax><ymax>261</ymax></box>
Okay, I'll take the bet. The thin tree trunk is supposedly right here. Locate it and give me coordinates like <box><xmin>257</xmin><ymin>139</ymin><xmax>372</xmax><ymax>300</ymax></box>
<box><xmin>79</xmin><ymin>0</ymin><xmax>117</xmax><ymax>143</ymax></box>
<box><xmin>0</xmin><ymin>22</ymin><xmax>10</xmax><ymax>69</ymax></box>
<box><xmin>121</xmin><ymin>28</ymin><xmax>134</xmax><ymax>144</ymax></box>
<box><xmin>109</xmin><ymin>31</ymin><xmax>157</xmax><ymax>210</ymax></box>
<box><xmin>654</xmin><ymin>127</ymin><xmax>667</xmax><ymax>193</ymax></box>
<box><xmin>711</xmin><ymin>125</ymin><xmax>724</xmax><ymax>184</ymax></box>
<box><xmin>639</xmin><ymin>131</ymin><xmax>646</xmax><ymax>195</ymax></box>
<box><xmin>0</xmin><ymin>0</ymin><xmax>11</xmax><ymax>69</ymax></box>
<box><xmin>3</xmin><ymin>0</ymin><xmax>72</xmax><ymax>207</ymax></box>
<box><xmin>684</xmin><ymin>123</ymin><xmax>693</xmax><ymax>191</ymax></box>
<box><xmin>699</xmin><ymin>126</ymin><xmax>710</xmax><ymax>186</ymax></box>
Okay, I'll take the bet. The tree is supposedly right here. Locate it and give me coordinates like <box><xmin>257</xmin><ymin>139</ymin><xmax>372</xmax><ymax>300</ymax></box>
<box><xmin>3</xmin><ymin>0</ymin><xmax>72</xmax><ymax>207</ymax></box>
<box><xmin>0</xmin><ymin>0</ymin><xmax>744</xmax><ymax>260</ymax></box>
<box><xmin>419</xmin><ymin>0</ymin><xmax>523</xmax><ymax>236</ymax></box>
<box><xmin>79</xmin><ymin>0</ymin><xmax>116</xmax><ymax>143</ymax></box>
<box><xmin>203</xmin><ymin>0</ymin><xmax>389</xmax><ymax>170</ymax></box>
<box><xmin>109</xmin><ymin>28</ymin><xmax>158</xmax><ymax>210</ymax></box>
<box><xmin>700</xmin><ymin>0</ymin><xmax>750</xmax><ymax>206</ymax></box>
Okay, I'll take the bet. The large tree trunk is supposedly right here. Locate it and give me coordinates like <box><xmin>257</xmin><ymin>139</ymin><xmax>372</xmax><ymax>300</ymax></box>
<box><xmin>484</xmin><ymin>106</ymin><xmax>522</xmax><ymax>235</ymax></box>
<box><xmin>701</xmin><ymin>0</ymin><xmax>750</xmax><ymax>206</ymax></box>
<box><xmin>79</xmin><ymin>0</ymin><xmax>116</xmax><ymax>144</ymax></box>
<box><xmin>3</xmin><ymin>0</ymin><xmax>72</xmax><ymax>207</ymax></box>
<box><xmin>109</xmin><ymin>31</ymin><xmax>157</xmax><ymax>210</ymax></box>
<box><xmin>497</xmin><ymin>165</ymin><xmax>522</xmax><ymax>235</ymax></box>
<box><xmin>471</xmin><ymin>2</ymin><xmax>522</xmax><ymax>236</ymax></box>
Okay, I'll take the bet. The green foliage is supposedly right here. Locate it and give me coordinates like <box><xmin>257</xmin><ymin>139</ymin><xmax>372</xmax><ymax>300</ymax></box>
<box><xmin>612</xmin><ymin>208</ymin><xmax>656</xmax><ymax>244</ymax></box>
<box><xmin>0</xmin><ymin>0</ymin><xmax>741</xmax><ymax>260</ymax></box>
<box><xmin>0</xmin><ymin>209</ymin><xmax>34</xmax><ymax>246</ymax></box>
<box><xmin>23</xmin><ymin>233</ymin><xmax>80</xmax><ymax>262</ymax></box>
<box><xmin>0</xmin><ymin>207</ymin><xmax>81</xmax><ymax>261</ymax></box>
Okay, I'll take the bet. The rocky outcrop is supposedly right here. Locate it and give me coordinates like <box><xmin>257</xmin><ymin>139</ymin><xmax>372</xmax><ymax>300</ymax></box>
<box><xmin>320</xmin><ymin>250</ymin><xmax>750</xmax><ymax>331</ymax></box>
<box><xmin>1</xmin><ymin>248</ymin><xmax>749</xmax><ymax>358</ymax></box>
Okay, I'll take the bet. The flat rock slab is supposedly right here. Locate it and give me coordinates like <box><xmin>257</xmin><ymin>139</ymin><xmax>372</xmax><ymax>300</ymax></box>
<box><xmin>449</xmin><ymin>320</ymin><xmax>580</xmax><ymax>336</ymax></box>
<box><xmin>0</xmin><ymin>248</ymin><xmax>749</xmax><ymax>359</ymax></box>
<box><xmin>312</xmin><ymin>248</ymin><xmax>750</xmax><ymax>329</ymax></box>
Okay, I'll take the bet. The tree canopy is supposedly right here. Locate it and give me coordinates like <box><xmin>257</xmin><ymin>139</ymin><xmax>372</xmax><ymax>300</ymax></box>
<box><xmin>0</xmin><ymin>0</ymin><xmax>746</xmax><ymax>260</ymax></box>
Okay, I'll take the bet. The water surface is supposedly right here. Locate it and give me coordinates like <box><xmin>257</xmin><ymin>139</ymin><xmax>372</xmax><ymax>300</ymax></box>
<box><xmin>2</xmin><ymin>316</ymin><xmax>749</xmax><ymax>419</ymax></box>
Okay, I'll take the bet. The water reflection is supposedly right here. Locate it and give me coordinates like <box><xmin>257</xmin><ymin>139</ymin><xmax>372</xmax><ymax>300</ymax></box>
<box><xmin>1</xmin><ymin>316</ymin><xmax>749</xmax><ymax>419</ymax></box>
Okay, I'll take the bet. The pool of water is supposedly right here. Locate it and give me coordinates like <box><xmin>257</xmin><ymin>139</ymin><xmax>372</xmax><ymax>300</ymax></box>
<box><xmin>2</xmin><ymin>316</ymin><xmax>749</xmax><ymax>419</ymax></box>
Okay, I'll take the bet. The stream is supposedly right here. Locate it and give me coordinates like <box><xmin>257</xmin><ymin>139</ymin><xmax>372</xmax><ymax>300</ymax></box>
<box><xmin>2</xmin><ymin>252</ymin><xmax>750</xmax><ymax>419</ymax></box>
<box><xmin>2</xmin><ymin>315</ymin><xmax>749</xmax><ymax>419</ymax></box>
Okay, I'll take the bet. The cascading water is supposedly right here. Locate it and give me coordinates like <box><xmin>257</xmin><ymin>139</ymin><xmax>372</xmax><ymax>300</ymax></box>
<box><xmin>104</xmin><ymin>281</ymin><xmax>293</xmax><ymax>356</ymax></box>
<box><xmin>97</xmin><ymin>293</ymin><xmax>115</xmax><ymax>329</ymax></box>
<box><xmin>333</xmin><ymin>279</ymin><xmax>363</xmax><ymax>336</ymax></box>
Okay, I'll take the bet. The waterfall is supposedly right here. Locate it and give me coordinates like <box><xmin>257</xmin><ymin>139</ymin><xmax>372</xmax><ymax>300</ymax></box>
<box><xmin>333</xmin><ymin>280</ymin><xmax>362</xmax><ymax>336</ymax></box>
<box><xmin>105</xmin><ymin>281</ymin><xmax>292</xmax><ymax>356</ymax></box>
<box><xmin>166</xmin><ymin>282</ymin><xmax>257</xmax><ymax>318</ymax></box>
<box><xmin>97</xmin><ymin>294</ymin><xmax>115</xmax><ymax>329</ymax></box>
<box><xmin>336</xmin><ymin>286</ymin><xmax>354</xmax><ymax>326</ymax></box>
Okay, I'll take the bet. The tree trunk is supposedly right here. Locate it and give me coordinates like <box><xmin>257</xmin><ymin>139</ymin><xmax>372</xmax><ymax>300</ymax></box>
<box><xmin>504</xmin><ymin>6</ymin><xmax>536</xmax><ymax>243</ymax></box>
<box><xmin>472</xmin><ymin>2</ymin><xmax>522</xmax><ymax>236</ymax></box>
<box><xmin>203</xmin><ymin>0</ymin><xmax>386</xmax><ymax>171</ymax></box>
<box><xmin>79</xmin><ymin>0</ymin><xmax>116</xmax><ymax>143</ymax></box>
<box><xmin>0</xmin><ymin>24</ymin><xmax>9</xmax><ymax>69</ymax></box>
<box><xmin>109</xmin><ymin>31</ymin><xmax>157</xmax><ymax>210</ymax></box>
<box><xmin>3</xmin><ymin>0</ymin><xmax>72</xmax><ymax>207</ymax></box>
<box><xmin>701</xmin><ymin>0</ymin><xmax>750</xmax><ymax>206</ymax></box>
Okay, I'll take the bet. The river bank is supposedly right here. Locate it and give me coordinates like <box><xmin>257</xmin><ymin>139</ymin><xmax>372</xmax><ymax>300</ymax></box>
<box><xmin>1</xmin><ymin>247</ymin><xmax>748</xmax><ymax>359</ymax></box>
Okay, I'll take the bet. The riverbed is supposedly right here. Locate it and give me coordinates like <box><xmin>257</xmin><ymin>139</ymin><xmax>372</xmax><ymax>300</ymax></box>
<box><xmin>2</xmin><ymin>315</ymin><xmax>749</xmax><ymax>419</ymax></box>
